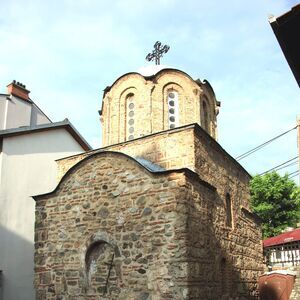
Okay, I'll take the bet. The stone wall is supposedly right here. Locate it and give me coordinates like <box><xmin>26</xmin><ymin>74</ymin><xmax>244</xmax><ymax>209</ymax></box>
<box><xmin>49</xmin><ymin>125</ymin><xmax>264</xmax><ymax>299</ymax></box>
<box><xmin>184</xmin><ymin>174</ymin><xmax>262</xmax><ymax>299</ymax></box>
<box><xmin>193</xmin><ymin>125</ymin><xmax>251</xmax><ymax>209</ymax></box>
<box><xmin>35</xmin><ymin>150</ymin><xmax>263</xmax><ymax>299</ymax></box>
<box><xmin>55</xmin><ymin>125</ymin><xmax>196</xmax><ymax>180</ymax></box>
<box><xmin>34</xmin><ymin>152</ymin><xmax>199</xmax><ymax>299</ymax></box>
<box><xmin>56</xmin><ymin>124</ymin><xmax>250</xmax><ymax>199</ymax></box>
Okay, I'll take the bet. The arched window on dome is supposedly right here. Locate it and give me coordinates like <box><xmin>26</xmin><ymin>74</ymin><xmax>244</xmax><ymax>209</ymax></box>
<box><xmin>201</xmin><ymin>98</ymin><xmax>210</xmax><ymax>134</ymax></box>
<box><xmin>167</xmin><ymin>90</ymin><xmax>179</xmax><ymax>129</ymax></box>
<box><xmin>126</xmin><ymin>94</ymin><xmax>135</xmax><ymax>141</ymax></box>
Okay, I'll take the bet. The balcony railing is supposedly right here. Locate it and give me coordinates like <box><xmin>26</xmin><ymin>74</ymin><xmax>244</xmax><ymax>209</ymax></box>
<box><xmin>264</xmin><ymin>241</ymin><xmax>300</xmax><ymax>268</ymax></box>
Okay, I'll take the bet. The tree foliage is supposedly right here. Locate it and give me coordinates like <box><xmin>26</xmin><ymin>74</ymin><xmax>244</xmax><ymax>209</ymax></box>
<box><xmin>250</xmin><ymin>172</ymin><xmax>300</xmax><ymax>239</ymax></box>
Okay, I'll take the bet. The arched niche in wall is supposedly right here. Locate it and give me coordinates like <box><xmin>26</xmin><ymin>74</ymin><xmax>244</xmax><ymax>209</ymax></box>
<box><xmin>163</xmin><ymin>83</ymin><xmax>183</xmax><ymax>130</ymax></box>
<box><xmin>101</xmin><ymin>96</ymin><xmax>111</xmax><ymax>146</ymax></box>
<box><xmin>84</xmin><ymin>233</ymin><xmax>121</xmax><ymax>297</ymax></box>
<box><xmin>225</xmin><ymin>193</ymin><xmax>233</xmax><ymax>228</ymax></box>
<box><xmin>200</xmin><ymin>95</ymin><xmax>212</xmax><ymax>134</ymax></box>
<box><xmin>220</xmin><ymin>257</ymin><xmax>232</xmax><ymax>296</ymax></box>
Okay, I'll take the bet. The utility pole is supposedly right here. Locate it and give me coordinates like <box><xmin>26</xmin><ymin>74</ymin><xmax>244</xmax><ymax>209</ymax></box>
<box><xmin>297</xmin><ymin>116</ymin><xmax>300</xmax><ymax>184</ymax></box>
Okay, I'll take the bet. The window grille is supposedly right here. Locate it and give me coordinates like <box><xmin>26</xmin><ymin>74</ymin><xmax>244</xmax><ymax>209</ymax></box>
<box><xmin>167</xmin><ymin>91</ymin><xmax>179</xmax><ymax>129</ymax></box>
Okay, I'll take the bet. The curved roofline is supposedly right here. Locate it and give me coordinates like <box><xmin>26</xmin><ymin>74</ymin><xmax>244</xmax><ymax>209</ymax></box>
<box><xmin>102</xmin><ymin>68</ymin><xmax>199</xmax><ymax>99</ymax></box>
<box><xmin>263</xmin><ymin>228</ymin><xmax>300</xmax><ymax>248</ymax></box>
<box><xmin>203</xmin><ymin>79</ymin><xmax>216</xmax><ymax>97</ymax></box>
<box><xmin>33</xmin><ymin>150</ymin><xmax>215</xmax><ymax>200</ymax></box>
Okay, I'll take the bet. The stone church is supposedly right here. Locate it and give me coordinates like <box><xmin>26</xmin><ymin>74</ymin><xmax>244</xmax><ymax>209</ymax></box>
<box><xmin>33</xmin><ymin>66</ymin><xmax>264</xmax><ymax>299</ymax></box>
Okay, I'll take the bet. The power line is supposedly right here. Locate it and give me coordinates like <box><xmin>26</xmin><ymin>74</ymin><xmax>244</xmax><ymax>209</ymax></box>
<box><xmin>259</xmin><ymin>156</ymin><xmax>298</xmax><ymax>175</ymax></box>
<box><xmin>288</xmin><ymin>170</ymin><xmax>300</xmax><ymax>178</ymax></box>
<box><xmin>276</xmin><ymin>161</ymin><xmax>298</xmax><ymax>172</ymax></box>
<box><xmin>289</xmin><ymin>172</ymin><xmax>299</xmax><ymax>179</ymax></box>
<box><xmin>235</xmin><ymin>126</ymin><xmax>297</xmax><ymax>161</ymax></box>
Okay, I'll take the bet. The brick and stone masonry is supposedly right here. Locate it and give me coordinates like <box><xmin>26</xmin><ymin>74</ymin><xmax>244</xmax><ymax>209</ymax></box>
<box><xmin>34</xmin><ymin>125</ymin><xmax>263</xmax><ymax>299</ymax></box>
<box><xmin>100</xmin><ymin>69</ymin><xmax>220</xmax><ymax>146</ymax></box>
<box><xmin>33</xmin><ymin>68</ymin><xmax>264</xmax><ymax>299</ymax></box>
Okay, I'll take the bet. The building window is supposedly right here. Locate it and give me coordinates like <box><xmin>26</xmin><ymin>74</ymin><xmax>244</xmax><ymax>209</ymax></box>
<box><xmin>226</xmin><ymin>193</ymin><xmax>233</xmax><ymax>228</ymax></box>
<box><xmin>126</xmin><ymin>94</ymin><xmax>135</xmax><ymax>140</ymax></box>
<box><xmin>167</xmin><ymin>90</ymin><xmax>179</xmax><ymax>129</ymax></box>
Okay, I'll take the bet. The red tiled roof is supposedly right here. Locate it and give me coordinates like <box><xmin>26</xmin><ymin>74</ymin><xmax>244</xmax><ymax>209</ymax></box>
<box><xmin>263</xmin><ymin>228</ymin><xmax>300</xmax><ymax>248</ymax></box>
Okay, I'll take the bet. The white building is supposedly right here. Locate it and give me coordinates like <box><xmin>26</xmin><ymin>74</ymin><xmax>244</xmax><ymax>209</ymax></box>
<box><xmin>264</xmin><ymin>228</ymin><xmax>300</xmax><ymax>269</ymax></box>
<box><xmin>0</xmin><ymin>81</ymin><xmax>91</xmax><ymax>300</ymax></box>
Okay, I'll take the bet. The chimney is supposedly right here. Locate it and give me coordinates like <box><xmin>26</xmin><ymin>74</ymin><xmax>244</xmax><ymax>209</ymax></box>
<box><xmin>7</xmin><ymin>80</ymin><xmax>30</xmax><ymax>100</ymax></box>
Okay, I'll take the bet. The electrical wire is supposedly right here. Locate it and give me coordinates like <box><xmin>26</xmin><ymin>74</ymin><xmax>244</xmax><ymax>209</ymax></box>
<box><xmin>235</xmin><ymin>126</ymin><xmax>297</xmax><ymax>161</ymax></box>
<box><xmin>275</xmin><ymin>161</ymin><xmax>298</xmax><ymax>172</ymax></box>
<box><xmin>289</xmin><ymin>172</ymin><xmax>300</xmax><ymax>179</ymax></box>
<box><xmin>259</xmin><ymin>157</ymin><xmax>298</xmax><ymax>175</ymax></box>
<box><xmin>288</xmin><ymin>170</ymin><xmax>300</xmax><ymax>178</ymax></box>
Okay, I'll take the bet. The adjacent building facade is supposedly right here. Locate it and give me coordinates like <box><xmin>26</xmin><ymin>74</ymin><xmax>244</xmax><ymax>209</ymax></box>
<box><xmin>264</xmin><ymin>228</ymin><xmax>300</xmax><ymax>268</ymax></box>
<box><xmin>33</xmin><ymin>67</ymin><xmax>264</xmax><ymax>299</ymax></box>
<box><xmin>0</xmin><ymin>81</ymin><xmax>91</xmax><ymax>300</ymax></box>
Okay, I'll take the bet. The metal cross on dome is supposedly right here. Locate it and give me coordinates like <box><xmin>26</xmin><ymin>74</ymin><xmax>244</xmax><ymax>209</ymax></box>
<box><xmin>146</xmin><ymin>41</ymin><xmax>170</xmax><ymax>65</ymax></box>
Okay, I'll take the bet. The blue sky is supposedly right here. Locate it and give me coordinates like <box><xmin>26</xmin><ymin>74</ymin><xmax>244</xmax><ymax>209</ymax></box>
<box><xmin>0</xmin><ymin>0</ymin><xmax>299</xmax><ymax>183</ymax></box>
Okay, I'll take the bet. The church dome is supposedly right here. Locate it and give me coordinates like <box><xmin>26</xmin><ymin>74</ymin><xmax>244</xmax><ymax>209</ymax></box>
<box><xmin>100</xmin><ymin>67</ymin><xmax>220</xmax><ymax>147</ymax></box>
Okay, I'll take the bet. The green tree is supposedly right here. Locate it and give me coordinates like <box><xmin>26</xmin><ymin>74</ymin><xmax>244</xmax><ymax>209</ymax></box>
<box><xmin>250</xmin><ymin>172</ymin><xmax>300</xmax><ymax>239</ymax></box>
